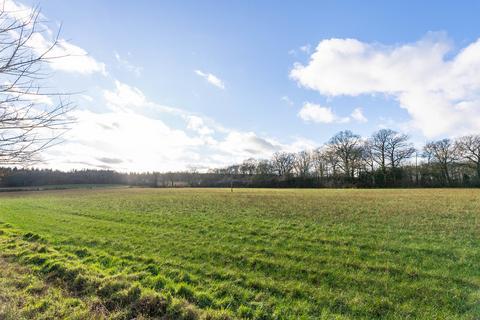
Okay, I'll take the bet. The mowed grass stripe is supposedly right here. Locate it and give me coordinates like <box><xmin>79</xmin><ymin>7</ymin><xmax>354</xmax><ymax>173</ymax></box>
<box><xmin>0</xmin><ymin>188</ymin><xmax>479</xmax><ymax>319</ymax></box>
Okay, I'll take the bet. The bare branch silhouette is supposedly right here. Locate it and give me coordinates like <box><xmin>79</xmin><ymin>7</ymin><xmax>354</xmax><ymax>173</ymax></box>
<box><xmin>0</xmin><ymin>4</ymin><xmax>73</xmax><ymax>165</ymax></box>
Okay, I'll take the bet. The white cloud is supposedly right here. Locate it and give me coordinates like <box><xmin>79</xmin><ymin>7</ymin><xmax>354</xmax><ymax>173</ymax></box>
<box><xmin>282</xmin><ymin>137</ymin><xmax>318</xmax><ymax>153</ymax></box>
<box><xmin>298</xmin><ymin>102</ymin><xmax>336</xmax><ymax>123</ymax></box>
<box><xmin>103</xmin><ymin>80</ymin><xmax>146</xmax><ymax>111</ymax></box>
<box><xmin>80</xmin><ymin>94</ymin><xmax>94</xmax><ymax>102</ymax></box>
<box><xmin>186</xmin><ymin>116</ymin><xmax>214</xmax><ymax>136</ymax></box>
<box><xmin>47</xmin><ymin>109</ymin><xmax>205</xmax><ymax>172</ymax></box>
<box><xmin>3</xmin><ymin>0</ymin><xmax>39</xmax><ymax>22</ymax></box>
<box><xmin>102</xmin><ymin>80</ymin><xmax>211</xmax><ymax>118</ymax></box>
<box><xmin>215</xmin><ymin>131</ymin><xmax>279</xmax><ymax>158</ymax></box>
<box><xmin>4</xmin><ymin>0</ymin><xmax>106</xmax><ymax>75</ymax></box>
<box><xmin>351</xmin><ymin>108</ymin><xmax>368</xmax><ymax>123</ymax></box>
<box><xmin>44</xmin><ymin>39</ymin><xmax>107</xmax><ymax>75</ymax></box>
<box><xmin>43</xmin><ymin>79</ymin><xmax>314</xmax><ymax>172</ymax></box>
<box><xmin>114</xmin><ymin>51</ymin><xmax>142</xmax><ymax>76</ymax></box>
<box><xmin>298</xmin><ymin>102</ymin><xmax>350</xmax><ymax>124</ymax></box>
<box><xmin>195</xmin><ymin>70</ymin><xmax>225</xmax><ymax>89</ymax></box>
<box><xmin>290</xmin><ymin>33</ymin><xmax>480</xmax><ymax>137</ymax></box>
<box><xmin>298</xmin><ymin>103</ymin><xmax>368</xmax><ymax>125</ymax></box>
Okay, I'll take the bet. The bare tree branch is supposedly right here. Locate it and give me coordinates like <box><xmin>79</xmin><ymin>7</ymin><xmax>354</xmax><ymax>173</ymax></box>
<box><xmin>0</xmin><ymin>3</ymin><xmax>73</xmax><ymax>165</ymax></box>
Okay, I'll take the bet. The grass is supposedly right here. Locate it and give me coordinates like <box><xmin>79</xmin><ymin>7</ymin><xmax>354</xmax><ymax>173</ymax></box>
<box><xmin>0</xmin><ymin>188</ymin><xmax>478</xmax><ymax>319</ymax></box>
<box><xmin>0</xmin><ymin>255</ymin><xmax>101</xmax><ymax>320</ymax></box>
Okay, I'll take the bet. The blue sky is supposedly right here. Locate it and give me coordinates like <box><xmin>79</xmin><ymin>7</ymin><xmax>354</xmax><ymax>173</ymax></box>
<box><xmin>8</xmin><ymin>0</ymin><xmax>480</xmax><ymax>171</ymax></box>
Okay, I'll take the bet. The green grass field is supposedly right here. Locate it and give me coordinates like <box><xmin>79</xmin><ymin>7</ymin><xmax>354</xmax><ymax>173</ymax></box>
<box><xmin>0</xmin><ymin>188</ymin><xmax>478</xmax><ymax>319</ymax></box>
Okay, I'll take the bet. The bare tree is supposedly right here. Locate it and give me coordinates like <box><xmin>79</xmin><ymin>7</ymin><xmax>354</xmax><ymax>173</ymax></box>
<box><xmin>226</xmin><ymin>164</ymin><xmax>240</xmax><ymax>175</ymax></box>
<box><xmin>322</xmin><ymin>147</ymin><xmax>340</xmax><ymax>178</ymax></box>
<box><xmin>456</xmin><ymin>134</ymin><xmax>480</xmax><ymax>179</ymax></box>
<box><xmin>386</xmin><ymin>131</ymin><xmax>415</xmax><ymax>171</ymax></box>
<box><xmin>361</xmin><ymin>140</ymin><xmax>376</xmax><ymax>184</ymax></box>
<box><xmin>255</xmin><ymin>159</ymin><xmax>273</xmax><ymax>176</ymax></box>
<box><xmin>239</xmin><ymin>158</ymin><xmax>256</xmax><ymax>175</ymax></box>
<box><xmin>328</xmin><ymin>130</ymin><xmax>363</xmax><ymax>179</ymax></box>
<box><xmin>0</xmin><ymin>5</ymin><xmax>72</xmax><ymax>165</ymax></box>
<box><xmin>368</xmin><ymin>129</ymin><xmax>389</xmax><ymax>181</ymax></box>
<box><xmin>311</xmin><ymin>148</ymin><xmax>328</xmax><ymax>180</ymax></box>
<box><xmin>369</xmin><ymin>129</ymin><xmax>415</xmax><ymax>184</ymax></box>
<box><xmin>424</xmin><ymin>139</ymin><xmax>458</xmax><ymax>184</ymax></box>
<box><xmin>293</xmin><ymin>150</ymin><xmax>312</xmax><ymax>178</ymax></box>
<box><xmin>271</xmin><ymin>152</ymin><xmax>295</xmax><ymax>177</ymax></box>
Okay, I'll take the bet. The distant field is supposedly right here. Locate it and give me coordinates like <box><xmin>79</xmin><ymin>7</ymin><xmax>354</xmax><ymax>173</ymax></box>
<box><xmin>0</xmin><ymin>188</ymin><xmax>478</xmax><ymax>319</ymax></box>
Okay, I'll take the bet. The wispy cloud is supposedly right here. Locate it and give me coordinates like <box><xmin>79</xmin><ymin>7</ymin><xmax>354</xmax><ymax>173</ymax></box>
<box><xmin>194</xmin><ymin>70</ymin><xmax>225</xmax><ymax>89</ymax></box>
<box><xmin>114</xmin><ymin>51</ymin><xmax>142</xmax><ymax>76</ymax></box>
<box><xmin>299</xmin><ymin>44</ymin><xmax>311</xmax><ymax>54</ymax></box>
<box><xmin>288</xmin><ymin>44</ymin><xmax>311</xmax><ymax>56</ymax></box>
<box><xmin>281</xmin><ymin>96</ymin><xmax>294</xmax><ymax>106</ymax></box>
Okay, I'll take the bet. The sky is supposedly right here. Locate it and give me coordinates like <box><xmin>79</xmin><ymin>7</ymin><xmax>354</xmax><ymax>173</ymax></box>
<box><xmin>5</xmin><ymin>0</ymin><xmax>480</xmax><ymax>172</ymax></box>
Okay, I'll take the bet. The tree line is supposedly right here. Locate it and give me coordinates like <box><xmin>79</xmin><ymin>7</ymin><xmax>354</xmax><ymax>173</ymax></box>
<box><xmin>210</xmin><ymin>129</ymin><xmax>480</xmax><ymax>188</ymax></box>
<box><xmin>1</xmin><ymin>129</ymin><xmax>480</xmax><ymax>189</ymax></box>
